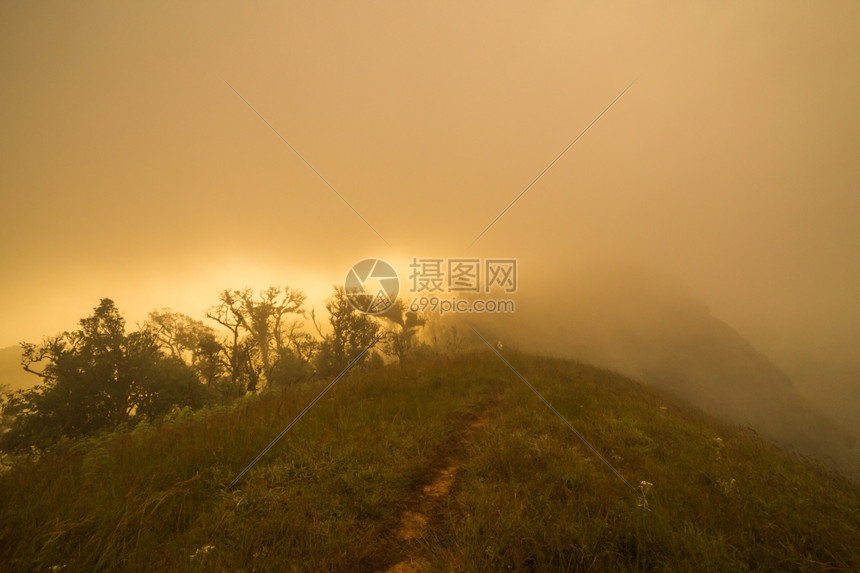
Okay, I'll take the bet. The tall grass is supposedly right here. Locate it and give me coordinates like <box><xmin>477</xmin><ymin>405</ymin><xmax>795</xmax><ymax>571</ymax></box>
<box><xmin>0</xmin><ymin>353</ymin><xmax>858</xmax><ymax>571</ymax></box>
<box><xmin>427</xmin><ymin>355</ymin><xmax>860</xmax><ymax>571</ymax></box>
<box><xmin>0</xmin><ymin>355</ymin><xmax>507</xmax><ymax>571</ymax></box>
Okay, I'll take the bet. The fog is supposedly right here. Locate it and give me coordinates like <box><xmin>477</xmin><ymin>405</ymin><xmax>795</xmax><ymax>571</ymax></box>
<box><xmin>1</xmin><ymin>3</ymin><xmax>858</xmax><ymax>465</ymax></box>
<box><xmin>460</xmin><ymin>264</ymin><xmax>859</xmax><ymax>474</ymax></box>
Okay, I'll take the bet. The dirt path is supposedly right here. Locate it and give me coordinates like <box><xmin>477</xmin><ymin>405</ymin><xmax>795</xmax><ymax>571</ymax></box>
<box><xmin>375</xmin><ymin>398</ymin><xmax>497</xmax><ymax>573</ymax></box>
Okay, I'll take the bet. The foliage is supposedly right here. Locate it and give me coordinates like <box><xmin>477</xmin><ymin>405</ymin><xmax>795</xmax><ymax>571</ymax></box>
<box><xmin>147</xmin><ymin>310</ymin><xmax>224</xmax><ymax>387</ymax></box>
<box><xmin>313</xmin><ymin>286</ymin><xmax>382</xmax><ymax>376</ymax></box>
<box><xmin>0</xmin><ymin>299</ymin><xmax>205</xmax><ymax>454</ymax></box>
<box><xmin>267</xmin><ymin>346</ymin><xmax>313</xmax><ymax>387</ymax></box>
<box><xmin>378</xmin><ymin>299</ymin><xmax>427</xmax><ymax>364</ymax></box>
<box><xmin>205</xmin><ymin>287</ymin><xmax>310</xmax><ymax>393</ymax></box>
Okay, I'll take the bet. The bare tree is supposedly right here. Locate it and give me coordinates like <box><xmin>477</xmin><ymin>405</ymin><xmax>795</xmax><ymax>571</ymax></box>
<box><xmin>206</xmin><ymin>286</ymin><xmax>308</xmax><ymax>392</ymax></box>
<box><xmin>206</xmin><ymin>289</ymin><xmax>251</xmax><ymax>391</ymax></box>
<box><xmin>379</xmin><ymin>299</ymin><xmax>426</xmax><ymax>364</ymax></box>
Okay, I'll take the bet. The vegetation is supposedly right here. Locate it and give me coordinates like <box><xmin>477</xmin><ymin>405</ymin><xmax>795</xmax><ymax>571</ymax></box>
<box><xmin>378</xmin><ymin>298</ymin><xmax>429</xmax><ymax>365</ymax></box>
<box><xmin>0</xmin><ymin>353</ymin><xmax>858</xmax><ymax>571</ymax></box>
<box><xmin>311</xmin><ymin>286</ymin><xmax>382</xmax><ymax>378</ymax></box>
<box><xmin>205</xmin><ymin>286</ymin><xmax>310</xmax><ymax>393</ymax></box>
<box><xmin>1</xmin><ymin>300</ymin><xmax>205</xmax><ymax>453</ymax></box>
<box><xmin>1</xmin><ymin>289</ymin><xmax>857</xmax><ymax>570</ymax></box>
<box><xmin>0</xmin><ymin>285</ymin><xmax>405</xmax><ymax>456</ymax></box>
<box><xmin>429</xmin><ymin>357</ymin><xmax>860</xmax><ymax>571</ymax></box>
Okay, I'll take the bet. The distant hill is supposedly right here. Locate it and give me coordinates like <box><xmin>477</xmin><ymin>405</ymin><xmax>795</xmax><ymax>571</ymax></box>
<box><xmin>468</xmin><ymin>268</ymin><xmax>859</xmax><ymax>476</ymax></box>
<box><xmin>0</xmin><ymin>345</ymin><xmax>37</xmax><ymax>392</ymax></box>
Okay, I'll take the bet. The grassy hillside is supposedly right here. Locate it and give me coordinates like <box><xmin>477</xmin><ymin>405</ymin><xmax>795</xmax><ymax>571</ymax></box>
<box><xmin>467</xmin><ymin>275</ymin><xmax>860</xmax><ymax>478</ymax></box>
<box><xmin>0</xmin><ymin>353</ymin><xmax>858</xmax><ymax>571</ymax></box>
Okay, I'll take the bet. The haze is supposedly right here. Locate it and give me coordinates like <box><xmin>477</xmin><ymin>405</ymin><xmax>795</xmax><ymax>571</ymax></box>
<box><xmin>1</xmin><ymin>2</ymin><xmax>858</xmax><ymax>432</ymax></box>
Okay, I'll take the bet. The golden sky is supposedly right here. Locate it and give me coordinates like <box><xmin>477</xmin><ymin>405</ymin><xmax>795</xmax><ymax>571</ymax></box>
<box><xmin>1</xmin><ymin>1</ymin><xmax>859</xmax><ymax>381</ymax></box>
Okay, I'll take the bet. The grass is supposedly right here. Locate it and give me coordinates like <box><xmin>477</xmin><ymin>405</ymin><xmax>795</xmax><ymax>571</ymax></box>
<box><xmin>428</xmin><ymin>356</ymin><xmax>860</xmax><ymax>571</ymax></box>
<box><xmin>0</xmin><ymin>353</ymin><xmax>858</xmax><ymax>571</ymax></box>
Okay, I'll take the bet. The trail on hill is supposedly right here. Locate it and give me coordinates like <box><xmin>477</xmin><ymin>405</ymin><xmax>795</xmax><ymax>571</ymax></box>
<box><xmin>375</xmin><ymin>391</ymin><xmax>502</xmax><ymax>573</ymax></box>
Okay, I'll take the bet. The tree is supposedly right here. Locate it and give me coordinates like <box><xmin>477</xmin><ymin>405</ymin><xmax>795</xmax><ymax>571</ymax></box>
<box><xmin>313</xmin><ymin>287</ymin><xmax>382</xmax><ymax>376</ymax></box>
<box><xmin>132</xmin><ymin>356</ymin><xmax>207</xmax><ymax>419</ymax></box>
<box><xmin>205</xmin><ymin>287</ymin><xmax>309</xmax><ymax>392</ymax></box>
<box><xmin>242</xmin><ymin>286</ymin><xmax>306</xmax><ymax>385</ymax></box>
<box><xmin>0</xmin><ymin>299</ymin><xmax>204</xmax><ymax>454</ymax></box>
<box><xmin>267</xmin><ymin>322</ymin><xmax>318</xmax><ymax>387</ymax></box>
<box><xmin>147</xmin><ymin>310</ymin><xmax>226</xmax><ymax>387</ymax></box>
<box><xmin>379</xmin><ymin>299</ymin><xmax>427</xmax><ymax>364</ymax></box>
<box><xmin>206</xmin><ymin>289</ymin><xmax>253</xmax><ymax>392</ymax></box>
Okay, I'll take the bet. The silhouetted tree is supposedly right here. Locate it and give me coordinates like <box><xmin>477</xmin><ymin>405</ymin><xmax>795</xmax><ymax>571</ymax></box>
<box><xmin>147</xmin><ymin>309</ymin><xmax>225</xmax><ymax>387</ymax></box>
<box><xmin>132</xmin><ymin>356</ymin><xmax>207</xmax><ymax>419</ymax></box>
<box><xmin>268</xmin><ymin>322</ymin><xmax>318</xmax><ymax>387</ymax></box>
<box><xmin>379</xmin><ymin>299</ymin><xmax>427</xmax><ymax>364</ymax></box>
<box><xmin>242</xmin><ymin>286</ymin><xmax>306</xmax><ymax>385</ymax></box>
<box><xmin>206</xmin><ymin>289</ymin><xmax>252</xmax><ymax>392</ymax></box>
<box><xmin>312</xmin><ymin>287</ymin><xmax>382</xmax><ymax>376</ymax></box>
<box><xmin>0</xmin><ymin>299</ymin><xmax>205</xmax><ymax>453</ymax></box>
<box><xmin>205</xmin><ymin>287</ymin><xmax>309</xmax><ymax>392</ymax></box>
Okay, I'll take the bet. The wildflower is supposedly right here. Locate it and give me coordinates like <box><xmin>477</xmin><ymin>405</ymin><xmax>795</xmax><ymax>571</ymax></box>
<box><xmin>638</xmin><ymin>480</ymin><xmax>653</xmax><ymax>510</ymax></box>
<box><xmin>190</xmin><ymin>544</ymin><xmax>215</xmax><ymax>560</ymax></box>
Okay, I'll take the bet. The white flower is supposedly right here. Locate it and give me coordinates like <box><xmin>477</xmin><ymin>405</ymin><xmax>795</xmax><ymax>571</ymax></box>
<box><xmin>638</xmin><ymin>480</ymin><xmax>654</xmax><ymax>510</ymax></box>
<box><xmin>190</xmin><ymin>544</ymin><xmax>215</xmax><ymax>560</ymax></box>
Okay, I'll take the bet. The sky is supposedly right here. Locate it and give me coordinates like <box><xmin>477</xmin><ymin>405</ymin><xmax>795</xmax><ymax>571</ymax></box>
<box><xmin>1</xmin><ymin>1</ymin><xmax>859</xmax><ymax>400</ymax></box>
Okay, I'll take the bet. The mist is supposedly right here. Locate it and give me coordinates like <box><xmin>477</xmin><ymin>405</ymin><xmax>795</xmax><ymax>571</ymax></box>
<box><xmin>458</xmin><ymin>264</ymin><xmax>859</xmax><ymax>474</ymax></box>
<box><xmin>1</xmin><ymin>2</ymin><xmax>858</xmax><ymax>470</ymax></box>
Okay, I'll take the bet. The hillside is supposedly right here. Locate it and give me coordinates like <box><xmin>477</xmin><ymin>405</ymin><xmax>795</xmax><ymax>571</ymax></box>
<box><xmin>1</xmin><ymin>353</ymin><xmax>858</xmax><ymax>571</ymax></box>
<box><xmin>468</xmin><ymin>270</ymin><xmax>860</xmax><ymax>478</ymax></box>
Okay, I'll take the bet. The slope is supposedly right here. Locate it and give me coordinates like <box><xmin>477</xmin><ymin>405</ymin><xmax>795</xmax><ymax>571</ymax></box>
<box><xmin>0</xmin><ymin>353</ymin><xmax>857</xmax><ymax>572</ymax></box>
<box><xmin>468</xmin><ymin>269</ymin><xmax>860</xmax><ymax>477</ymax></box>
